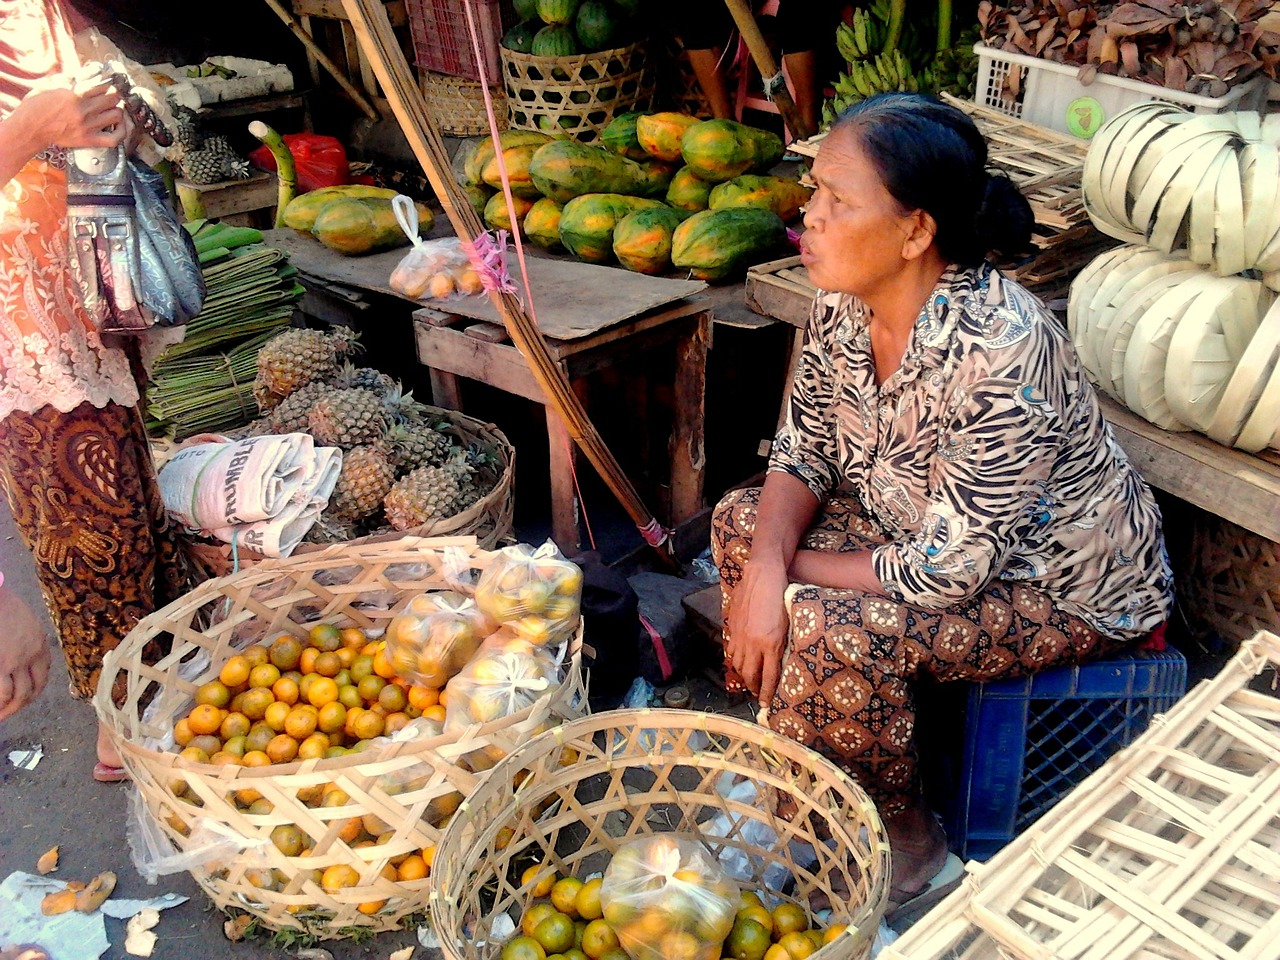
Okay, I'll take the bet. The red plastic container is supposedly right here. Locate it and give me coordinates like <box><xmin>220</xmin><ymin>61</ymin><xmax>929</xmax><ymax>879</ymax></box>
<box><xmin>406</xmin><ymin>0</ymin><xmax>514</xmax><ymax>83</ymax></box>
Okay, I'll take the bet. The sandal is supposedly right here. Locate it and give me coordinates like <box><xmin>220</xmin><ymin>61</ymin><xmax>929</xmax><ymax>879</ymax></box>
<box><xmin>885</xmin><ymin>852</ymin><xmax>964</xmax><ymax>930</ymax></box>
<box><xmin>93</xmin><ymin>761</ymin><xmax>129</xmax><ymax>783</ymax></box>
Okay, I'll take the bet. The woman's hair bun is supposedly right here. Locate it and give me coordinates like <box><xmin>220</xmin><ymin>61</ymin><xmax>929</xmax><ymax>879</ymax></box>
<box><xmin>974</xmin><ymin>173</ymin><xmax>1034</xmax><ymax>261</ymax></box>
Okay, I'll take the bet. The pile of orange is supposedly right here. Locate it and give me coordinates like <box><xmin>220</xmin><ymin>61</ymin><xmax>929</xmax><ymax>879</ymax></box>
<box><xmin>503</xmin><ymin>864</ymin><xmax>846</xmax><ymax>960</ymax></box>
<box><xmin>171</xmin><ymin>622</ymin><xmax>448</xmax><ymax>775</ymax></box>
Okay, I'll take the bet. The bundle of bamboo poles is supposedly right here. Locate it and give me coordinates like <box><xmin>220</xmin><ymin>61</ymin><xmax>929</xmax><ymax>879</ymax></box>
<box><xmin>339</xmin><ymin>0</ymin><xmax>677</xmax><ymax>566</ymax></box>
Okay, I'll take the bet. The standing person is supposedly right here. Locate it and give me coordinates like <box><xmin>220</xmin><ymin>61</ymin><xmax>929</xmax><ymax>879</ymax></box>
<box><xmin>713</xmin><ymin>93</ymin><xmax>1173</xmax><ymax>925</ymax></box>
<box><xmin>0</xmin><ymin>0</ymin><xmax>189</xmax><ymax>780</ymax></box>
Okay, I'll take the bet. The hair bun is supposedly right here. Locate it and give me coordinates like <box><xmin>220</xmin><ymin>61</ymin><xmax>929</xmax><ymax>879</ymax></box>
<box><xmin>974</xmin><ymin>174</ymin><xmax>1034</xmax><ymax>261</ymax></box>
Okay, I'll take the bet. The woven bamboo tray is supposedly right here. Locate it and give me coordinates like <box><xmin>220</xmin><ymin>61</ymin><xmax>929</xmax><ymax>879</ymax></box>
<box><xmin>420</xmin><ymin>70</ymin><xmax>507</xmax><ymax>137</ymax></box>
<box><xmin>185</xmin><ymin>406</ymin><xmax>516</xmax><ymax>579</ymax></box>
<box><xmin>430</xmin><ymin>709</ymin><xmax>892</xmax><ymax>960</ymax></box>
<box><xmin>881</xmin><ymin>629</ymin><xmax>1280</xmax><ymax>960</ymax></box>
<box><xmin>500</xmin><ymin>42</ymin><xmax>656</xmax><ymax>143</ymax></box>
<box><xmin>94</xmin><ymin>536</ymin><xmax>586</xmax><ymax>937</ymax></box>
<box><xmin>1180</xmin><ymin>514</ymin><xmax>1280</xmax><ymax>649</ymax></box>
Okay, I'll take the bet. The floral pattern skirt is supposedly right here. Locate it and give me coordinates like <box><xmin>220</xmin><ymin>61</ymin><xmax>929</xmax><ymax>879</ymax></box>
<box><xmin>0</xmin><ymin>401</ymin><xmax>189</xmax><ymax>703</ymax></box>
<box><xmin>712</xmin><ymin>486</ymin><xmax>1123</xmax><ymax>818</ymax></box>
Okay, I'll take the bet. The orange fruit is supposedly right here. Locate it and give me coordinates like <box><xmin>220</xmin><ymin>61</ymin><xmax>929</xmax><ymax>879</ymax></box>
<box><xmin>351</xmin><ymin>710</ymin><xmax>384</xmax><ymax>740</ymax></box>
<box><xmin>437</xmin><ymin>687</ymin><xmax>450</xmax><ymax>707</ymax></box>
<box><xmin>297</xmin><ymin>733</ymin><xmax>330</xmax><ymax>760</ymax></box>
<box><xmin>772</xmin><ymin>903</ymin><xmax>808</xmax><ymax>939</ymax></box>
<box><xmin>271</xmin><ymin>823</ymin><xmax>305</xmax><ymax>856</ymax></box>
<box><xmin>242</xmin><ymin>750</ymin><xmax>271</xmax><ymax>767</ymax></box>
<box><xmin>358</xmin><ymin>898</ymin><xmax>387</xmax><ymax>915</ymax></box>
<box><xmin>658</xmin><ymin>932</ymin><xmax>702</xmax><ymax>960</ymax></box>
<box><xmin>337</xmin><ymin>817</ymin><xmax>364</xmax><ymax>843</ymax></box>
<box><xmin>356</xmin><ymin>674</ymin><xmax>386</xmax><ymax>703</ymax></box>
<box><xmin>738</xmin><ymin>905</ymin><xmax>774</xmax><ymax>936</ymax></box>
<box><xmin>320</xmin><ymin>863</ymin><xmax>359</xmax><ymax>893</ymax></box>
<box><xmin>249</xmin><ymin>663</ymin><xmax>281</xmax><ymax>689</ymax></box>
<box><xmin>309</xmin><ymin>622</ymin><xmax>343</xmax><ymax>652</ymax></box>
<box><xmin>186</xmin><ymin>703</ymin><xmax>224</xmax><ymax>736</ymax></box>
<box><xmin>501</xmin><ymin>936</ymin><xmax>547</xmax><ymax>960</ymax></box>
<box><xmin>269</xmin><ymin>636</ymin><xmax>303</xmax><ymax>672</ymax></box>
<box><xmin>263</xmin><ymin>700</ymin><xmax>291</xmax><ymax>733</ymax></box>
<box><xmin>189</xmin><ymin>733</ymin><xmax>222</xmax><ymax>756</ymax></box>
<box><xmin>522</xmin><ymin>865</ymin><xmax>557</xmax><ymax>899</ymax></box>
<box><xmin>726</xmin><ymin>919</ymin><xmax>772</xmax><ymax>960</ymax></box>
<box><xmin>178</xmin><ymin>745</ymin><xmax>210</xmax><ymax>764</ymax></box>
<box><xmin>580</xmin><ymin>919</ymin><xmax>618</xmax><ymax>960</ymax></box>
<box><xmin>340</xmin><ymin>627</ymin><xmax>366</xmax><ymax>649</ymax></box>
<box><xmin>550</xmin><ymin>877</ymin><xmax>584</xmax><ymax>917</ymax></box>
<box><xmin>284</xmin><ymin>705</ymin><xmax>319</xmax><ymax>740</ymax></box>
<box><xmin>822</xmin><ymin>924</ymin><xmax>847</xmax><ymax>944</ymax></box>
<box><xmin>378</xmin><ymin>683</ymin><xmax>408</xmax><ymax>713</ymax></box>
<box><xmin>533</xmin><ymin>913</ymin><xmax>576</xmax><ymax>955</ymax></box>
<box><xmin>423</xmin><ymin>704</ymin><xmax>447</xmax><ymax>723</ymax></box>
<box><xmin>219</xmin><ymin>656</ymin><xmax>251</xmax><ymax>688</ymax></box>
<box><xmin>384</xmin><ymin>712</ymin><xmax>410</xmax><ymax>735</ymax></box>
<box><xmin>565</xmin><ymin>950</ymin><xmax>591</xmax><ymax>960</ymax></box>
<box><xmin>307</xmin><ymin>676</ymin><xmax>339</xmax><ymax>708</ymax></box>
<box><xmin>343</xmin><ymin>706</ymin><xmax>365</xmax><ymax>737</ymax></box>
<box><xmin>317</xmin><ymin>701</ymin><xmax>347</xmax><ymax>734</ymax></box>
<box><xmin>338</xmin><ymin>684</ymin><xmax>363</xmax><ymax>709</ymax></box>
<box><xmin>313</xmin><ymin>651</ymin><xmax>342</xmax><ymax>678</ymax></box>
<box><xmin>408</xmin><ymin>685</ymin><xmax>439</xmax><ymax>711</ymax></box>
<box><xmin>195</xmin><ymin>680</ymin><xmax>231</xmax><ymax>708</ymax></box>
<box><xmin>173</xmin><ymin>718</ymin><xmax>195</xmax><ymax>747</ymax></box>
<box><xmin>522</xmin><ymin>902</ymin><xmax>559</xmax><ymax>938</ymax></box>
<box><xmin>594</xmin><ymin>949</ymin><xmax>628</xmax><ymax>960</ymax></box>
<box><xmin>239</xmin><ymin>688</ymin><xmax>275</xmax><ymax>722</ymax></box>
<box><xmin>372</xmin><ymin>645</ymin><xmax>396</xmax><ymax>679</ymax></box>
<box><xmin>266</xmin><ymin>734</ymin><xmax>299</xmax><ymax>764</ymax></box>
<box><xmin>397</xmin><ymin>854</ymin><xmax>428</xmax><ymax>881</ymax></box>
<box><xmin>350</xmin><ymin>654</ymin><xmax>376</xmax><ymax>684</ymax></box>
<box><xmin>241</xmin><ymin>645</ymin><xmax>270</xmax><ymax>668</ymax></box>
<box><xmin>421</xmin><ymin>845</ymin><xmax>437</xmax><ymax>869</ymax></box>
<box><xmin>245</xmin><ymin>722</ymin><xmax>276</xmax><ymax>754</ymax></box>
<box><xmin>575</xmin><ymin>878</ymin><xmax>602</xmax><ymax>921</ymax></box>
<box><xmin>272</xmin><ymin>676</ymin><xmax>300</xmax><ymax>705</ymax></box>
<box><xmin>247</xmin><ymin>798</ymin><xmax>274</xmax><ymax>815</ymax></box>
<box><xmin>335</xmin><ymin>647</ymin><xmax>357</xmax><ymax>669</ymax></box>
<box><xmin>776</xmin><ymin>932</ymin><xmax>816</xmax><ymax>960</ymax></box>
<box><xmin>223</xmin><ymin>735</ymin><xmax>248</xmax><ymax>758</ymax></box>
<box><xmin>299</xmin><ymin>647</ymin><xmax>320</xmax><ymax>675</ymax></box>
<box><xmin>804</xmin><ymin>930</ymin><xmax>824</xmax><ymax>950</ymax></box>
<box><xmin>763</xmin><ymin>946</ymin><xmax>790</xmax><ymax>960</ymax></box>
<box><xmin>360</xmin><ymin>640</ymin><xmax>380</xmax><ymax>656</ymax></box>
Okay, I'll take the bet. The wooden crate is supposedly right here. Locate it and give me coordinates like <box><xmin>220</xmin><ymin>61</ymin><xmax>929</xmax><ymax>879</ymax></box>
<box><xmin>881</xmin><ymin>629</ymin><xmax>1280</xmax><ymax>960</ymax></box>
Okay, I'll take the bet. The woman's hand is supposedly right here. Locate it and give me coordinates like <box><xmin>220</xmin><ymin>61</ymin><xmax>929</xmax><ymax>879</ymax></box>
<box><xmin>725</xmin><ymin>558</ymin><xmax>791</xmax><ymax>707</ymax></box>
<box><xmin>16</xmin><ymin>81</ymin><xmax>125</xmax><ymax>151</ymax></box>
<box><xmin>0</xmin><ymin>583</ymin><xmax>52</xmax><ymax>723</ymax></box>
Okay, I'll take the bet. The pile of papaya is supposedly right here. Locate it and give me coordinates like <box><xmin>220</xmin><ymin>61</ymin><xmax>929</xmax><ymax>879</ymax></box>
<box><xmin>282</xmin><ymin>185</ymin><xmax>435</xmax><ymax>257</ymax></box>
<box><xmin>456</xmin><ymin>113</ymin><xmax>809</xmax><ymax>282</ymax></box>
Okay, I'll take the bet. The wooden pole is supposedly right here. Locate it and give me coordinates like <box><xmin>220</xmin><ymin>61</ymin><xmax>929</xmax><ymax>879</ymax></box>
<box><xmin>260</xmin><ymin>0</ymin><xmax>381</xmax><ymax>120</ymax></box>
<box><xmin>338</xmin><ymin>0</ymin><xmax>680</xmax><ymax>568</ymax></box>
<box><xmin>722</xmin><ymin>0</ymin><xmax>814</xmax><ymax>140</ymax></box>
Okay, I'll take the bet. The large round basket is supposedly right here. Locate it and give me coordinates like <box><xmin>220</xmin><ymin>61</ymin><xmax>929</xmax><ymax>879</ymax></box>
<box><xmin>183</xmin><ymin>406</ymin><xmax>516</xmax><ymax>580</ymax></box>
<box><xmin>94</xmin><ymin>536</ymin><xmax>586</xmax><ymax>937</ymax></box>
<box><xmin>500</xmin><ymin>42</ymin><xmax>656</xmax><ymax>143</ymax></box>
<box><xmin>421</xmin><ymin>70</ymin><xmax>507</xmax><ymax>137</ymax></box>
<box><xmin>430</xmin><ymin>710</ymin><xmax>892</xmax><ymax>960</ymax></box>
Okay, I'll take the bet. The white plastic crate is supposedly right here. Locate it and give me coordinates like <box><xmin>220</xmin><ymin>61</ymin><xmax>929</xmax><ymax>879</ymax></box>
<box><xmin>973</xmin><ymin>42</ymin><xmax>1268</xmax><ymax>139</ymax></box>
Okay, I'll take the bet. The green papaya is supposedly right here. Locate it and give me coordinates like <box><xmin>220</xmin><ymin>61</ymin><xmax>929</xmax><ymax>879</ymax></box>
<box><xmin>600</xmin><ymin>111</ymin><xmax>651</xmax><ymax>161</ymax></box>
<box><xmin>613</xmin><ymin>206</ymin><xmax>686</xmax><ymax>274</ymax></box>
<box><xmin>523</xmin><ymin>197</ymin><xmax>565</xmax><ymax>250</ymax></box>
<box><xmin>681</xmin><ymin>119</ymin><xmax>785</xmax><ymax>183</ymax></box>
<box><xmin>665</xmin><ymin>165</ymin><xmax>713</xmax><ymax>213</ymax></box>
<box><xmin>283</xmin><ymin>185</ymin><xmax>398</xmax><ymax>232</ymax></box>
<box><xmin>311</xmin><ymin>197</ymin><xmax>435</xmax><ymax>256</ymax></box>
<box><xmin>671</xmin><ymin>207</ymin><xmax>787</xmax><ymax>281</ymax></box>
<box><xmin>484</xmin><ymin>192</ymin><xmax>537</xmax><ymax>235</ymax></box>
<box><xmin>635</xmin><ymin>160</ymin><xmax>678</xmax><ymax>198</ymax></box>
<box><xmin>464</xmin><ymin>130</ymin><xmax>554</xmax><ymax>186</ymax></box>
<box><xmin>529</xmin><ymin>140</ymin><xmax>646</xmax><ymax>203</ymax></box>
<box><xmin>558</xmin><ymin>193</ymin><xmax>665</xmax><ymax>263</ymax></box>
<box><xmin>708</xmin><ymin>175</ymin><xmax>812</xmax><ymax>223</ymax></box>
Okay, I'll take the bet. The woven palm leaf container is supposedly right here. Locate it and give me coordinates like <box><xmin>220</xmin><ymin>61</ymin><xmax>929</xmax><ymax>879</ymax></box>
<box><xmin>430</xmin><ymin>710</ymin><xmax>892</xmax><ymax>960</ymax></box>
<box><xmin>500</xmin><ymin>42</ymin><xmax>656</xmax><ymax>143</ymax></box>
<box><xmin>94</xmin><ymin>536</ymin><xmax>586</xmax><ymax>937</ymax></box>
<box><xmin>421</xmin><ymin>70</ymin><xmax>507</xmax><ymax>137</ymax></box>
<box><xmin>184</xmin><ymin>406</ymin><xmax>516</xmax><ymax>580</ymax></box>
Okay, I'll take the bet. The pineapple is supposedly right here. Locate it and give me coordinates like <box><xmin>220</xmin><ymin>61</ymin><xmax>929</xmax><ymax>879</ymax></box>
<box><xmin>254</xmin><ymin>327</ymin><xmax>358</xmax><ymax>410</ymax></box>
<box><xmin>307</xmin><ymin>388</ymin><xmax>389</xmax><ymax>449</ymax></box>
<box><xmin>383</xmin><ymin>455</ymin><xmax>474</xmax><ymax>531</ymax></box>
<box><xmin>328</xmin><ymin>445</ymin><xmax>396</xmax><ymax>522</ymax></box>
<box><xmin>246</xmin><ymin>380</ymin><xmax>330</xmax><ymax>435</ymax></box>
<box><xmin>180</xmin><ymin>135</ymin><xmax>250</xmax><ymax>183</ymax></box>
<box><xmin>331</xmin><ymin>362</ymin><xmax>398</xmax><ymax>401</ymax></box>
<box><xmin>303</xmin><ymin>512</ymin><xmax>361</xmax><ymax>545</ymax></box>
<box><xmin>388</xmin><ymin>420</ymin><xmax>457</xmax><ymax>473</ymax></box>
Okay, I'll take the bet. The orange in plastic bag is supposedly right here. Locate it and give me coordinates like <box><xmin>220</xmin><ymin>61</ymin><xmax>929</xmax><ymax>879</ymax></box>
<box><xmin>384</xmin><ymin>590</ymin><xmax>494</xmax><ymax>688</ymax></box>
<box><xmin>473</xmin><ymin>541</ymin><xmax>583</xmax><ymax>647</ymax></box>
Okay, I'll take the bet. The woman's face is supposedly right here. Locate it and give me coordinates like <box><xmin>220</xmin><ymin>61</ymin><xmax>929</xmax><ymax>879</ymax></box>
<box><xmin>799</xmin><ymin>125</ymin><xmax>921</xmax><ymax>297</ymax></box>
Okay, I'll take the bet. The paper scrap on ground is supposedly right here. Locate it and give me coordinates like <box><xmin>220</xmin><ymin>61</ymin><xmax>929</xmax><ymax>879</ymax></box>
<box><xmin>0</xmin><ymin>872</ymin><xmax>109</xmax><ymax>960</ymax></box>
<box><xmin>8</xmin><ymin>747</ymin><xmax>43</xmax><ymax>770</ymax></box>
<box><xmin>100</xmin><ymin>893</ymin><xmax>188</xmax><ymax>919</ymax></box>
<box><xmin>124</xmin><ymin>909</ymin><xmax>159</xmax><ymax>957</ymax></box>
<box><xmin>417</xmin><ymin>925</ymin><xmax>441</xmax><ymax>949</ymax></box>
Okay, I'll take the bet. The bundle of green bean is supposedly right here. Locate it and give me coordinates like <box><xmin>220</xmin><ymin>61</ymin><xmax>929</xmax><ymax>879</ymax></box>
<box><xmin>146</xmin><ymin>221</ymin><xmax>305</xmax><ymax>439</ymax></box>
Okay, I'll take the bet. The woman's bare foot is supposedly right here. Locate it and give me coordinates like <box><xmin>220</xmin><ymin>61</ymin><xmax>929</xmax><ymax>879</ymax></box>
<box><xmin>96</xmin><ymin>722</ymin><xmax>122</xmax><ymax>769</ymax></box>
<box><xmin>883</xmin><ymin>797</ymin><xmax>949</xmax><ymax>902</ymax></box>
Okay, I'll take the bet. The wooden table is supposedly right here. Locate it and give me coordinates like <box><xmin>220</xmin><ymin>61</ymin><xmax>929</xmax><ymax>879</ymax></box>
<box><xmin>259</xmin><ymin>228</ymin><xmax>713</xmax><ymax>552</ymax></box>
<box><xmin>744</xmin><ymin>256</ymin><xmax>1280</xmax><ymax>545</ymax></box>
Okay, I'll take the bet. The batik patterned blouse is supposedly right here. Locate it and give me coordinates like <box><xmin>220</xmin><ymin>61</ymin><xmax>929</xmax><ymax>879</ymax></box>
<box><xmin>769</xmin><ymin>262</ymin><xmax>1173</xmax><ymax>641</ymax></box>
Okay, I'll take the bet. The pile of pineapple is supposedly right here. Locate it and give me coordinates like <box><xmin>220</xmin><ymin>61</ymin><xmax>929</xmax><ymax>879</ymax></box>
<box><xmin>246</xmin><ymin>326</ymin><xmax>497</xmax><ymax>542</ymax></box>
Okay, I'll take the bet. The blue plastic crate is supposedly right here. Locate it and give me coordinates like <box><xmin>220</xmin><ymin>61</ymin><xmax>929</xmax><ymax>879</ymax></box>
<box><xmin>941</xmin><ymin>646</ymin><xmax>1187</xmax><ymax>861</ymax></box>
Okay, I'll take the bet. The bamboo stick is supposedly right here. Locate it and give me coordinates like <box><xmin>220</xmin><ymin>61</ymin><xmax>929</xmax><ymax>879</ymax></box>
<box><xmin>260</xmin><ymin>0</ymin><xmax>380</xmax><ymax>120</ymax></box>
<box><xmin>338</xmin><ymin>0</ymin><xmax>679</xmax><ymax>567</ymax></box>
<box><xmin>721</xmin><ymin>0</ymin><xmax>812</xmax><ymax>140</ymax></box>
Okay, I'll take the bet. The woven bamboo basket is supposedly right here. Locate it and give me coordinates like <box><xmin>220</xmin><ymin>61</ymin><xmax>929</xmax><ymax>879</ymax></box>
<box><xmin>880</xmin><ymin>629</ymin><xmax>1280</xmax><ymax>960</ymax></box>
<box><xmin>94</xmin><ymin>536</ymin><xmax>586</xmax><ymax>937</ymax></box>
<box><xmin>420</xmin><ymin>70</ymin><xmax>507</xmax><ymax>137</ymax></box>
<box><xmin>500</xmin><ymin>42</ymin><xmax>656</xmax><ymax>143</ymax></box>
<box><xmin>430</xmin><ymin>710</ymin><xmax>892</xmax><ymax>960</ymax></box>
<box><xmin>1179</xmin><ymin>513</ymin><xmax>1280</xmax><ymax>649</ymax></box>
<box><xmin>184</xmin><ymin>406</ymin><xmax>516</xmax><ymax>579</ymax></box>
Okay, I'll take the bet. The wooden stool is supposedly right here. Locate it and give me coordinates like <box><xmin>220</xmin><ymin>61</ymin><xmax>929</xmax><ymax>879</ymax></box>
<box><xmin>413</xmin><ymin>300</ymin><xmax>711</xmax><ymax>553</ymax></box>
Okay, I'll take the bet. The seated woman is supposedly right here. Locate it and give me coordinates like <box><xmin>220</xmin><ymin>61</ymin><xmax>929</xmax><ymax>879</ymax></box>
<box><xmin>713</xmin><ymin>93</ymin><xmax>1173</xmax><ymax>924</ymax></box>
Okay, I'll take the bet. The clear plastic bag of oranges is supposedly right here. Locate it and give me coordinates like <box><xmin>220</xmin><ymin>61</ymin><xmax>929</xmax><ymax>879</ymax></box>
<box><xmin>473</xmin><ymin>541</ymin><xmax>583</xmax><ymax>647</ymax></box>
<box><xmin>443</xmin><ymin>633</ymin><xmax>560</xmax><ymax>734</ymax></box>
<box><xmin>600</xmin><ymin>835</ymin><xmax>740</xmax><ymax>960</ymax></box>
<box><xmin>383</xmin><ymin>590</ymin><xmax>496</xmax><ymax>688</ymax></box>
